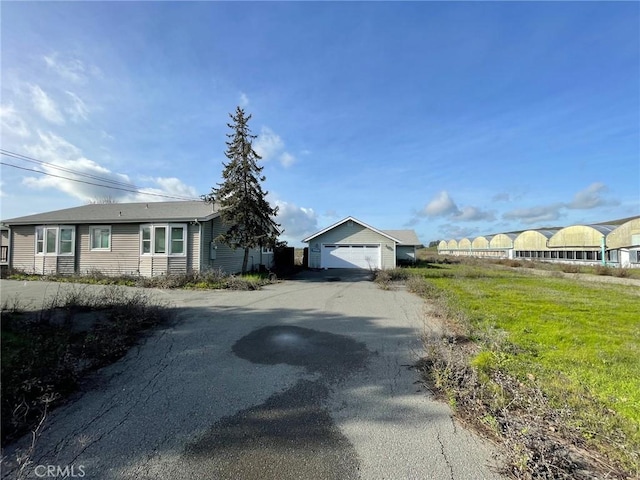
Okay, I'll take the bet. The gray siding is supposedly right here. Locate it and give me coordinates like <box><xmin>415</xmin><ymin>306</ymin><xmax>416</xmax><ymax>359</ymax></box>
<box><xmin>77</xmin><ymin>224</ymin><xmax>141</xmax><ymax>275</ymax></box>
<box><xmin>199</xmin><ymin>219</ymin><xmax>214</xmax><ymax>270</ymax></box>
<box><xmin>308</xmin><ymin>222</ymin><xmax>396</xmax><ymax>269</ymax></box>
<box><xmin>7</xmin><ymin>220</ymin><xmax>253</xmax><ymax>276</ymax></box>
<box><xmin>57</xmin><ymin>256</ymin><xmax>75</xmax><ymax>275</ymax></box>
<box><xmin>11</xmin><ymin>226</ymin><xmax>37</xmax><ymax>273</ymax></box>
<box><xmin>209</xmin><ymin>217</ymin><xmax>260</xmax><ymax>273</ymax></box>
<box><xmin>139</xmin><ymin>256</ymin><xmax>168</xmax><ymax>277</ymax></box>
<box><xmin>168</xmin><ymin>256</ymin><xmax>187</xmax><ymax>275</ymax></box>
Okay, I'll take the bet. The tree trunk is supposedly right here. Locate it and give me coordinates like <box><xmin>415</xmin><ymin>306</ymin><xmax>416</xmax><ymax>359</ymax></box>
<box><xmin>242</xmin><ymin>247</ymin><xmax>250</xmax><ymax>275</ymax></box>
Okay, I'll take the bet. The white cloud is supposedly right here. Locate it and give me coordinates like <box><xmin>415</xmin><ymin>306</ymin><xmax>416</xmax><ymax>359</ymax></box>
<box><xmin>501</xmin><ymin>182</ymin><xmax>620</xmax><ymax>226</ymax></box>
<box><xmin>419</xmin><ymin>191</ymin><xmax>459</xmax><ymax>217</ymax></box>
<box><xmin>44</xmin><ymin>53</ymin><xmax>90</xmax><ymax>83</ymax></box>
<box><xmin>30</xmin><ymin>85</ymin><xmax>65</xmax><ymax>124</ymax></box>
<box><xmin>411</xmin><ymin>191</ymin><xmax>494</xmax><ymax>227</ymax></box>
<box><xmin>451</xmin><ymin>206</ymin><xmax>495</xmax><ymax>222</ymax></box>
<box><xmin>19</xmin><ymin>132</ymin><xmax>199</xmax><ymax>204</ymax></box>
<box><xmin>439</xmin><ymin>223</ymin><xmax>479</xmax><ymax>240</ymax></box>
<box><xmin>239</xmin><ymin>92</ymin><xmax>249</xmax><ymax>107</ymax></box>
<box><xmin>503</xmin><ymin>204</ymin><xmax>564</xmax><ymax>225</ymax></box>
<box><xmin>22</xmin><ymin>132</ymin><xmax>133</xmax><ymax>201</ymax></box>
<box><xmin>253</xmin><ymin>127</ymin><xmax>296</xmax><ymax>168</ymax></box>
<box><xmin>567</xmin><ymin>182</ymin><xmax>618</xmax><ymax>209</ymax></box>
<box><xmin>65</xmin><ymin>91</ymin><xmax>89</xmax><ymax>122</ymax></box>
<box><xmin>279</xmin><ymin>152</ymin><xmax>296</xmax><ymax>168</ymax></box>
<box><xmin>254</xmin><ymin>127</ymin><xmax>284</xmax><ymax>160</ymax></box>
<box><xmin>274</xmin><ymin>200</ymin><xmax>318</xmax><ymax>242</ymax></box>
<box><xmin>0</xmin><ymin>104</ymin><xmax>30</xmax><ymax>138</ymax></box>
<box><xmin>136</xmin><ymin>177</ymin><xmax>198</xmax><ymax>201</ymax></box>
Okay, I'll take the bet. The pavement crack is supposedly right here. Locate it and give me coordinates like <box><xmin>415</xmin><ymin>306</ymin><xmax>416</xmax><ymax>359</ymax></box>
<box><xmin>436</xmin><ymin>429</ymin><xmax>455</xmax><ymax>480</ymax></box>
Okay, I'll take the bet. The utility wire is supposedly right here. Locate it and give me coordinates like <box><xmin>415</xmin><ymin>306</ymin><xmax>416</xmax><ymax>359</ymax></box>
<box><xmin>1</xmin><ymin>149</ymin><xmax>141</xmax><ymax>189</ymax></box>
<box><xmin>1</xmin><ymin>162</ymin><xmax>200</xmax><ymax>201</ymax></box>
<box><xmin>0</xmin><ymin>149</ymin><xmax>201</xmax><ymax>201</ymax></box>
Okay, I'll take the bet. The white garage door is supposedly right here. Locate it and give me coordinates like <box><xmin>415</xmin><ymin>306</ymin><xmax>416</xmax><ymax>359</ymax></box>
<box><xmin>321</xmin><ymin>244</ymin><xmax>380</xmax><ymax>269</ymax></box>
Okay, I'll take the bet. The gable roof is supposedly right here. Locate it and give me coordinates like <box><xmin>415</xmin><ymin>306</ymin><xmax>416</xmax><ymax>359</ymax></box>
<box><xmin>301</xmin><ymin>216</ymin><xmax>421</xmax><ymax>245</ymax></box>
<box><xmin>382</xmin><ymin>229</ymin><xmax>421</xmax><ymax>246</ymax></box>
<box><xmin>2</xmin><ymin>201</ymin><xmax>220</xmax><ymax>226</ymax></box>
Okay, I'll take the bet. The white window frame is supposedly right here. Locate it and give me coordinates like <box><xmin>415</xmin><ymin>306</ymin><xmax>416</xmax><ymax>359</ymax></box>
<box><xmin>140</xmin><ymin>224</ymin><xmax>187</xmax><ymax>257</ymax></box>
<box><xmin>35</xmin><ymin>226</ymin><xmax>75</xmax><ymax>256</ymax></box>
<box><xmin>90</xmin><ymin>226</ymin><xmax>112</xmax><ymax>251</ymax></box>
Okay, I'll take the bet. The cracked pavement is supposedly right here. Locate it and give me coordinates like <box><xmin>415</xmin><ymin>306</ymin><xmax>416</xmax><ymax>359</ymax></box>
<box><xmin>1</xmin><ymin>271</ymin><xmax>503</xmax><ymax>479</ymax></box>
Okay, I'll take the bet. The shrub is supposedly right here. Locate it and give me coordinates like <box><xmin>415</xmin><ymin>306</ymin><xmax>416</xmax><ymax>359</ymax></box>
<box><xmin>8</xmin><ymin>268</ymin><xmax>274</xmax><ymax>291</ymax></box>
<box><xmin>614</xmin><ymin>267</ymin><xmax>630</xmax><ymax>278</ymax></box>
<box><xmin>594</xmin><ymin>265</ymin><xmax>614</xmax><ymax>276</ymax></box>
<box><xmin>560</xmin><ymin>264</ymin><xmax>581</xmax><ymax>274</ymax></box>
<box><xmin>1</xmin><ymin>286</ymin><xmax>173</xmax><ymax>446</ymax></box>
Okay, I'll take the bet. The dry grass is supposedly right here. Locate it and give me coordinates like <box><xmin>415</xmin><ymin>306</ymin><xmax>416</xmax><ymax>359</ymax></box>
<box><xmin>405</xmin><ymin>262</ymin><xmax>639</xmax><ymax>479</ymax></box>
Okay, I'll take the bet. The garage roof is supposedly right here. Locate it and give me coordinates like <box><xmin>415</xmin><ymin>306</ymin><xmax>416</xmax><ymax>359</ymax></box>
<box><xmin>383</xmin><ymin>229</ymin><xmax>421</xmax><ymax>246</ymax></box>
<box><xmin>302</xmin><ymin>216</ymin><xmax>420</xmax><ymax>245</ymax></box>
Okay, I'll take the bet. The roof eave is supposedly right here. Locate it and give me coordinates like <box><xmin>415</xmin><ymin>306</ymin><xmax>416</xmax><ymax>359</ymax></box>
<box><xmin>302</xmin><ymin>216</ymin><xmax>402</xmax><ymax>243</ymax></box>
<box><xmin>2</xmin><ymin>211</ymin><xmax>220</xmax><ymax>226</ymax></box>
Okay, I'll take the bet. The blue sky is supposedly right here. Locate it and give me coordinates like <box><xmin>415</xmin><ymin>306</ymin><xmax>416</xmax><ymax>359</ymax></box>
<box><xmin>1</xmin><ymin>2</ymin><xmax>638</xmax><ymax>246</ymax></box>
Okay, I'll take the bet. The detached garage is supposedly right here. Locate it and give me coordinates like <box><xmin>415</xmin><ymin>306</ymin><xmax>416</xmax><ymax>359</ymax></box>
<box><xmin>303</xmin><ymin>217</ymin><xmax>421</xmax><ymax>270</ymax></box>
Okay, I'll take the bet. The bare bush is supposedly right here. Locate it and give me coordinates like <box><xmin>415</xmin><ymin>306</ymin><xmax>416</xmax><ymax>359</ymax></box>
<box><xmin>1</xmin><ymin>286</ymin><xmax>173</xmax><ymax>446</ymax></box>
<box><xmin>560</xmin><ymin>264</ymin><xmax>581</xmax><ymax>274</ymax></box>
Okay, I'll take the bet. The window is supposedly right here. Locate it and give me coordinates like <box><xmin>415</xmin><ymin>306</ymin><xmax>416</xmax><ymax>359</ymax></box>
<box><xmin>170</xmin><ymin>227</ymin><xmax>184</xmax><ymax>254</ymax></box>
<box><xmin>142</xmin><ymin>227</ymin><xmax>151</xmax><ymax>254</ymax></box>
<box><xmin>155</xmin><ymin>227</ymin><xmax>166</xmax><ymax>254</ymax></box>
<box><xmin>90</xmin><ymin>226</ymin><xmax>111</xmax><ymax>251</ymax></box>
<box><xmin>59</xmin><ymin>228</ymin><xmax>73</xmax><ymax>254</ymax></box>
<box><xmin>141</xmin><ymin>224</ymin><xmax>186</xmax><ymax>256</ymax></box>
<box><xmin>36</xmin><ymin>227</ymin><xmax>44</xmax><ymax>254</ymax></box>
<box><xmin>36</xmin><ymin>226</ymin><xmax>75</xmax><ymax>255</ymax></box>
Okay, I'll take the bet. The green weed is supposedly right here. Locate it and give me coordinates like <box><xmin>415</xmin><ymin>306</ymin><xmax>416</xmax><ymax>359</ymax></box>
<box><xmin>414</xmin><ymin>263</ymin><xmax>640</xmax><ymax>477</ymax></box>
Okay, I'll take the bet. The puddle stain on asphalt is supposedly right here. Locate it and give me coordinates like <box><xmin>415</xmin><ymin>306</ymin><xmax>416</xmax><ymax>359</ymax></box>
<box><xmin>232</xmin><ymin>325</ymin><xmax>370</xmax><ymax>379</ymax></box>
<box><xmin>183</xmin><ymin>326</ymin><xmax>370</xmax><ymax>479</ymax></box>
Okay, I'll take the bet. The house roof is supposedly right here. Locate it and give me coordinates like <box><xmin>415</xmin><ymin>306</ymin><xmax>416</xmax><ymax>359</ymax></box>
<box><xmin>1</xmin><ymin>201</ymin><xmax>220</xmax><ymax>226</ymax></box>
<box><xmin>302</xmin><ymin>216</ymin><xmax>420</xmax><ymax>245</ymax></box>
<box><xmin>381</xmin><ymin>229</ymin><xmax>422</xmax><ymax>246</ymax></box>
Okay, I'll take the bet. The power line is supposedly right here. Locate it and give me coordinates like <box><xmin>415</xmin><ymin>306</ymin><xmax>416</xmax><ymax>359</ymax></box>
<box><xmin>0</xmin><ymin>149</ymin><xmax>199</xmax><ymax>200</ymax></box>
<box><xmin>1</xmin><ymin>162</ymin><xmax>200</xmax><ymax>201</ymax></box>
<box><xmin>1</xmin><ymin>149</ymin><xmax>141</xmax><ymax>189</ymax></box>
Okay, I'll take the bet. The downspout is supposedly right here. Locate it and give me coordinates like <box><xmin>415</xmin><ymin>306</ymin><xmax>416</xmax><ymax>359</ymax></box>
<box><xmin>194</xmin><ymin>219</ymin><xmax>201</xmax><ymax>273</ymax></box>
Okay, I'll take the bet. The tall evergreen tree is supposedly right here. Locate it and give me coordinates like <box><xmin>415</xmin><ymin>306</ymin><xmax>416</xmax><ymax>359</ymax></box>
<box><xmin>202</xmin><ymin>107</ymin><xmax>280</xmax><ymax>274</ymax></box>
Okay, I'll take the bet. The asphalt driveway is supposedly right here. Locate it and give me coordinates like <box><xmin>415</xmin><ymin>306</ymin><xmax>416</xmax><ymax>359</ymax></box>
<box><xmin>1</xmin><ymin>271</ymin><xmax>503</xmax><ymax>479</ymax></box>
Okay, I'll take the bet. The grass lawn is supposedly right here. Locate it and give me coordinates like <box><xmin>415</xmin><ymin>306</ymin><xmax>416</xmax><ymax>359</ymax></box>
<box><xmin>412</xmin><ymin>264</ymin><xmax>640</xmax><ymax>473</ymax></box>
